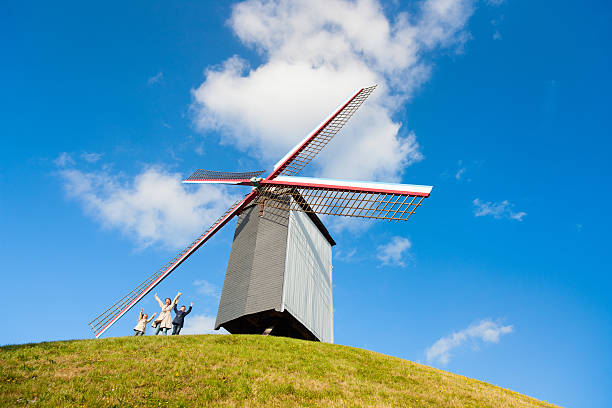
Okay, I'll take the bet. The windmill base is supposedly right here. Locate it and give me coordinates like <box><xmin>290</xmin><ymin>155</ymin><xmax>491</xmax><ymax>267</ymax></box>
<box><xmin>217</xmin><ymin>310</ymin><xmax>319</xmax><ymax>342</ymax></box>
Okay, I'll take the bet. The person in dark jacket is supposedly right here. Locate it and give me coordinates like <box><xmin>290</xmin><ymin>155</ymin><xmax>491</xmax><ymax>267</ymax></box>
<box><xmin>171</xmin><ymin>302</ymin><xmax>193</xmax><ymax>335</ymax></box>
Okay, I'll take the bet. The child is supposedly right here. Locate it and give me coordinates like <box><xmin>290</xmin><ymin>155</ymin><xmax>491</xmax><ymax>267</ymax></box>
<box><xmin>133</xmin><ymin>308</ymin><xmax>156</xmax><ymax>336</ymax></box>
<box><xmin>172</xmin><ymin>302</ymin><xmax>193</xmax><ymax>335</ymax></box>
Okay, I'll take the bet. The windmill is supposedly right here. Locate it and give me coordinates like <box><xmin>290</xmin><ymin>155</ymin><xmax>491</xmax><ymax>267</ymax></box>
<box><xmin>89</xmin><ymin>85</ymin><xmax>433</xmax><ymax>340</ymax></box>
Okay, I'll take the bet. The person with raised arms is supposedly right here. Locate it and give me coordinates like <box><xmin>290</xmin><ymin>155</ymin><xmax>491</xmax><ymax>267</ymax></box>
<box><xmin>172</xmin><ymin>301</ymin><xmax>193</xmax><ymax>335</ymax></box>
<box><xmin>151</xmin><ymin>292</ymin><xmax>181</xmax><ymax>335</ymax></box>
<box><xmin>133</xmin><ymin>308</ymin><xmax>156</xmax><ymax>336</ymax></box>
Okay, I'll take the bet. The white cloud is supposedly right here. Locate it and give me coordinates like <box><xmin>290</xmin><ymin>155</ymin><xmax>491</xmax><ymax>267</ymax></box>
<box><xmin>473</xmin><ymin>198</ymin><xmax>527</xmax><ymax>221</ymax></box>
<box><xmin>148</xmin><ymin>72</ymin><xmax>163</xmax><ymax>85</ymax></box>
<box><xmin>81</xmin><ymin>152</ymin><xmax>102</xmax><ymax>163</ymax></box>
<box><xmin>192</xmin><ymin>0</ymin><xmax>483</xmax><ymax>180</ymax></box>
<box><xmin>58</xmin><ymin>166</ymin><xmax>238</xmax><ymax>249</ymax></box>
<box><xmin>335</xmin><ymin>248</ymin><xmax>357</xmax><ymax>262</ymax></box>
<box><xmin>193</xmin><ymin>279</ymin><xmax>220</xmax><ymax>299</ymax></box>
<box><xmin>181</xmin><ymin>313</ymin><xmax>227</xmax><ymax>335</ymax></box>
<box><xmin>377</xmin><ymin>236</ymin><xmax>412</xmax><ymax>266</ymax></box>
<box><xmin>425</xmin><ymin>319</ymin><xmax>513</xmax><ymax>365</ymax></box>
<box><xmin>54</xmin><ymin>152</ymin><xmax>75</xmax><ymax>167</ymax></box>
<box><xmin>455</xmin><ymin>163</ymin><xmax>466</xmax><ymax>180</ymax></box>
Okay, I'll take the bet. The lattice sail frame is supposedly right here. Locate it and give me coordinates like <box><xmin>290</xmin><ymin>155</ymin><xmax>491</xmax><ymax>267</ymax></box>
<box><xmin>271</xmin><ymin>85</ymin><xmax>377</xmax><ymax>178</ymax></box>
<box><xmin>88</xmin><ymin>194</ymin><xmax>254</xmax><ymax>337</ymax></box>
<box><xmin>257</xmin><ymin>186</ymin><xmax>426</xmax><ymax>221</ymax></box>
<box><xmin>253</xmin><ymin>176</ymin><xmax>431</xmax><ymax>221</ymax></box>
<box><xmin>185</xmin><ymin>169</ymin><xmax>265</xmax><ymax>183</ymax></box>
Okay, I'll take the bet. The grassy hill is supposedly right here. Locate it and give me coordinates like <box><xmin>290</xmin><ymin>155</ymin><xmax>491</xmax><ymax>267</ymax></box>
<box><xmin>1</xmin><ymin>335</ymin><xmax>557</xmax><ymax>407</ymax></box>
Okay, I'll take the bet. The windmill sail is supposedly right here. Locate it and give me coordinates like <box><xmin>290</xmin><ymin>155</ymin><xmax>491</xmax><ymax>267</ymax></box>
<box><xmin>88</xmin><ymin>193</ymin><xmax>256</xmax><ymax>338</ymax></box>
<box><xmin>256</xmin><ymin>176</ymin><xmax>432</xmax><ymax>221</ymax></box>
<box><xmin>184</xmin><ymin>169</ymin><xmax>265</xmax><ymax>184</ymax></box>
<box><xmin>270</xmin><ymin>85</ymin><xmax>377</xmax><ymax>178</ymax></box>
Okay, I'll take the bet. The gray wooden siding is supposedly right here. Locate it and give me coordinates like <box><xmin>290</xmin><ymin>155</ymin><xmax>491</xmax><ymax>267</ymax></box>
<box><xmin>215</xmin><ymin>204</ymin><xmax>289</xmax><ymax>329</ymax></box>
<box><xmin>282</xmin><ymin>204</ymin><xmax>334</xmax><ymax>343</ymax></box>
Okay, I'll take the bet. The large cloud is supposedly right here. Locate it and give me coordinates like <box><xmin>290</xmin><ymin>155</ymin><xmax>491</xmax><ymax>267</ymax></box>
<box><xmin>59</xmin><ymin>163</ymin><xmax>238</xmax><ymax>249</ymax></box>
<box><xmin>192</xmin><ymin>0</ymin><xmax>479</xmax><ymax>180</ymax></box>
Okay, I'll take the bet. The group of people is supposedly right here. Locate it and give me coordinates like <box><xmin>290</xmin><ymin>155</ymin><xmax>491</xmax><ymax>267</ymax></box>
<box><xmin>133</xmin><ymin>291</ymin><xmax>193</xmax><ymax>336</ymax></box>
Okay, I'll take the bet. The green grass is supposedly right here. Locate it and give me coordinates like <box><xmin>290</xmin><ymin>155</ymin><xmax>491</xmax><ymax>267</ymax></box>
<box><xmin>0</xmin><ymin>335</ymin><xmax>557</xmax><ymax>407</ymax></box>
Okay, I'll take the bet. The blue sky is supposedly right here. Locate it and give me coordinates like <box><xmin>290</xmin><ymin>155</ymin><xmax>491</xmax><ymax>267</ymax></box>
<box><xmin>2</xmin><ymin>0</ymin><xmax>611</xmax><ymax>406</ymax></box>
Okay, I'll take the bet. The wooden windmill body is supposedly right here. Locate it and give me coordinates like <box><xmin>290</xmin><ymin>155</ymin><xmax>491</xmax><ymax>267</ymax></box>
<box><xmin>216</xmin><ymin>198</ymin><xmax>335</xmax><ymax>342</ymax></box>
